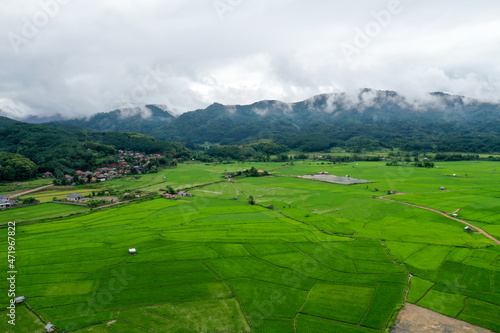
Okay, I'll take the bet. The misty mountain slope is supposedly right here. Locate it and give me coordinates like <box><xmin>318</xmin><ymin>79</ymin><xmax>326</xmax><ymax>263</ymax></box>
<box><xmin>0</xmin><ymin>120</ymin><xmax>190</xmax><ymax>172</ymax></box>
<box><xmin>58</xmin><ymin>105</ymin><xmax>176</xmax><ymax>134</ymax></box>
<box><xmin>147</xmin><ymin>90</ymin><xmax>500</xmax><ymax>152</ymax></box>
<box><xmin>0</xmin><ymin>116</ymin><xmax>21</xmax><ymax>129</ymax></box>
<box><xmin>43</xmin><ymin>90</ymin><xmax>500</xmax><ymax>152</ymax></box>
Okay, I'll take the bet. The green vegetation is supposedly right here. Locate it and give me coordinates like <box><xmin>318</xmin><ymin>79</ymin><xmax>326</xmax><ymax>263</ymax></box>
<box><xmin>406</xmin><ymin>276</ymin><xmax>434</xmax><ymax>303</ymax></box>
<box><xmin>143</xmin><ymin>92</ymin><xmax>500</xmax><ymax>153</ymax></box>
<box><xmin>0</xmin><ymin>152</ymin><xmax>37</xmax><ymax>181</ymax></box>
<box><xmin>0</xmin><ymin>160</ymin><xmax>499</xmax><ymax>332</ymax></box>
<box><xmin>0</xmin><ymin>118</ymin><xmax>190</xmax><ymax>181</ymax></box>
<box><xmin>0</xmin><ymin>203</ymin><xmax>88</xmax><ymax>224</ymax></box>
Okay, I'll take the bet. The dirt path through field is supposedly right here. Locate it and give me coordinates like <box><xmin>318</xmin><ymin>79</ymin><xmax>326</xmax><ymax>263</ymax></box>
<box><xmin>380</xmin><ymin>197</ymin><xmax>500</xmax><ymax>246</ymax></box>
<box><xmin>391</xmin><ymin>303</ymin><xmax>493</xmax><ymax>333</ymax></box>
<box><xmin>12</xmin><ymin>184</ymin><xmax>53</xmax><ymax>197</ymax></box>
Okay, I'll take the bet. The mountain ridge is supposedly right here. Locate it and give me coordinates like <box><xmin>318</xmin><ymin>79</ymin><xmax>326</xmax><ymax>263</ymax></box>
<box><xmin>7</xmin><ymin>89</ymin><xmax>500</xmax><ymax>153</ymax></box>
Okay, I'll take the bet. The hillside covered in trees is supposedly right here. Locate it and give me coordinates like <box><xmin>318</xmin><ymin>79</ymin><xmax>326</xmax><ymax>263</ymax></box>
<box><xmin>0</xmin><ymin>117</ymin><xmax>190</xmax><ymax>180</ymax></box>
<box><xmin>40</xmin><ymin>90</ymin><xmax>498</xmax><ymax>154</ymax></box>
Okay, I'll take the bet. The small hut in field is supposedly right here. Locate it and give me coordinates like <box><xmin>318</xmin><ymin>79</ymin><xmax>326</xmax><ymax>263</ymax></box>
<box><xmin>14</xmin><ymin>296</ymin><xmax>25</xmax><ymax>303</ymax></box>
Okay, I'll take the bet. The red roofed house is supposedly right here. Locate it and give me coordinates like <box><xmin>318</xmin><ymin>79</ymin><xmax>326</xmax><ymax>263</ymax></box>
<box><xmin>76</xmin><ymin>170</ymin><xmax>87</xmax><ymax>178</ymax></box>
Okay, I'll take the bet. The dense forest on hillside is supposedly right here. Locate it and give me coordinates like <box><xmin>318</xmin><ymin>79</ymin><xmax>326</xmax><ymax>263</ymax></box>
<box><xmin>151</xmin><ymin>93</ymin><xmax>499</xmax><ymax>153</ymax></box>
<box><xmin>47</xmin><ymin>91</ymin><xmax>500</xmax><ymax>154</ymax></box>
<box><xmin>0</xmin><ymin>152</ymin><xmax>37</xmax><ymax>181</ymax></box>
<box><xmin>0</xmin><ymin>117</ymin><xmax>190</xmax><ymax>179</ymax></box>
<box><xmin>50</xmin><ymin>105</ymin><xmax>175</xmax><ymax>133</ymax></box>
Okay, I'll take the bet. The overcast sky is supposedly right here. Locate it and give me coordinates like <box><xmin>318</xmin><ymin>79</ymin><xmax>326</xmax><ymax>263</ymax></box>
<box><xmin>1</xmin><ymin>0</ymin><xmax>499</xmax><ymax>118</ymax></box>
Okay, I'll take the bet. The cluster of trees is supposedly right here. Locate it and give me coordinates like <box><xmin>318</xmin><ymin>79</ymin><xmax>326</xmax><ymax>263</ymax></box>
<box><xmin>0</xmin><ymin>152</ymin><xmax>38</xmax><ymax>181</ymax></box>
<box><xmin>205</xmin><ymin>145</ymin><xmax>256</xmax><ymax>160</ymax></box>
<box><xmin>22</xmin><ymin>197</ymin><xmax>37</xmax><ymax>204</ymax></box>
<box><xmin>226</xmin><ymin>167</ymin><xmax>269</xmax><ymax>179</ymax></box>
<box><xmin>434</xmin><ymin>153</ymin><xmax>480</xmax><ymax>161</ymax></box>
<box><xmin>43</xmin><ymin>143</ymin><xmax>115</xmax><ymax>176</ymax></box>
<box><xmin>414</xmin><ymin>161</ymin><xmax>435</xmax><ymax>168</ymax></box>
<box><xmin>203</xmin><ymin>140</ymin><xmax>289</xmax><ymax>161</ymax></box>
<box><xmin>164</xmin><ymin>186</ymin><xmax>177</xmax><ymax>194</ymax></box>
<box><xmin>88</xmin><ymin>132</ymin><xmax>190</xmax><ymax>157</ymax></box>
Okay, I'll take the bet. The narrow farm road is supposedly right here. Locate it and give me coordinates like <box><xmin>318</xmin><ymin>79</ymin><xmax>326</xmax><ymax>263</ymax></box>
<box><xmin>380</xmin><ymin>197</ymin><xmax>500</xmax><ymax>246</ymax></box>
<box><xmin>12</xmin><ymin>184</ymin><xmax>53</xmax><ymax>197</ymax></box>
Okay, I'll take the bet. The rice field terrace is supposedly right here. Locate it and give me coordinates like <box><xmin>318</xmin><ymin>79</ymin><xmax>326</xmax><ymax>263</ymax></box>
<box><xmin>1</xmin><ymin>161</ymin><xmax>499</xmax><ymax>332</ymax></box>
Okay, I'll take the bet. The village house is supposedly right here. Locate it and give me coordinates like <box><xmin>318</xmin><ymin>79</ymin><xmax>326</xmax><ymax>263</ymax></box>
<box><xmin>67</xmin><ymin>193</ymin><xmax>84</xmax><ymax>201</ymax></box>
<box><xmin>464</xmin><ymin>226</ymin><xmax>473</xmax><ymax>233</ymax></box>
<box><xmin>45</xmin><ymin>323</ymin><xmax>55</xmax><ymax>332</ymax></box>
<box><xmin>43</xmin><ymin>171</ymin><xmax>54</xmax><ymax>178</ymax></box>
<box><xmin>0</xmin><ymin>195</ymin><xmax>13</xmax><ymax>209</ymax></box>
<box><xmin>76</xmin><ymin>170</ymin><xmax>87</xmax><ymax>177</ymax></box>
<box><xmin>129</xmin><ymin>248</ymin><xmax>137</xmax><ymax>255</ymax></box>
<box><xmin>177</xmin><ymin>191</ymin><xmax>194</xmax><ymax>197</ymax></box>
<box><xmin>0</xmin><ymin>194</ymin><xmax>10</xmax><ymax>203</ymax></box>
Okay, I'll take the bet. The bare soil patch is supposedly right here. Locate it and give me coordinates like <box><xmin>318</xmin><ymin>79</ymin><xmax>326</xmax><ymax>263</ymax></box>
<box><xmin>297</xmin><ymin>174</ymin><xmax>371</xmax><ymax>185</ymax></box>
<box><xmin>391</xmin><ymin>303</ymin><xmax>493</xmax><ymax>333</ymax></box>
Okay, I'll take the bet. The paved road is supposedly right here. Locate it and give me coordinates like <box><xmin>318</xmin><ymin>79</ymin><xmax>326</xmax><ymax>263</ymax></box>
<box><xmin>380</xmin><ymin>197</ymin><xmax>500</xmax><ymax>246</ymax></box>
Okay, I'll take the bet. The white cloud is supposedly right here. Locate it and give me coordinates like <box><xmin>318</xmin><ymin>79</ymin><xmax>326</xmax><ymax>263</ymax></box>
<box><xmin>0</xmin><ymin>0</ymin><xmax>499</xmax><ymax>119</ymax></box>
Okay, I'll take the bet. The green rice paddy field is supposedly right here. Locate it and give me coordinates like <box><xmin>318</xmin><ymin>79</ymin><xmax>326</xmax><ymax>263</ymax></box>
<box><xmin>1</xmin><ymin>161</ymin><xmax>499</xmax><ymax>332</ymax></box>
